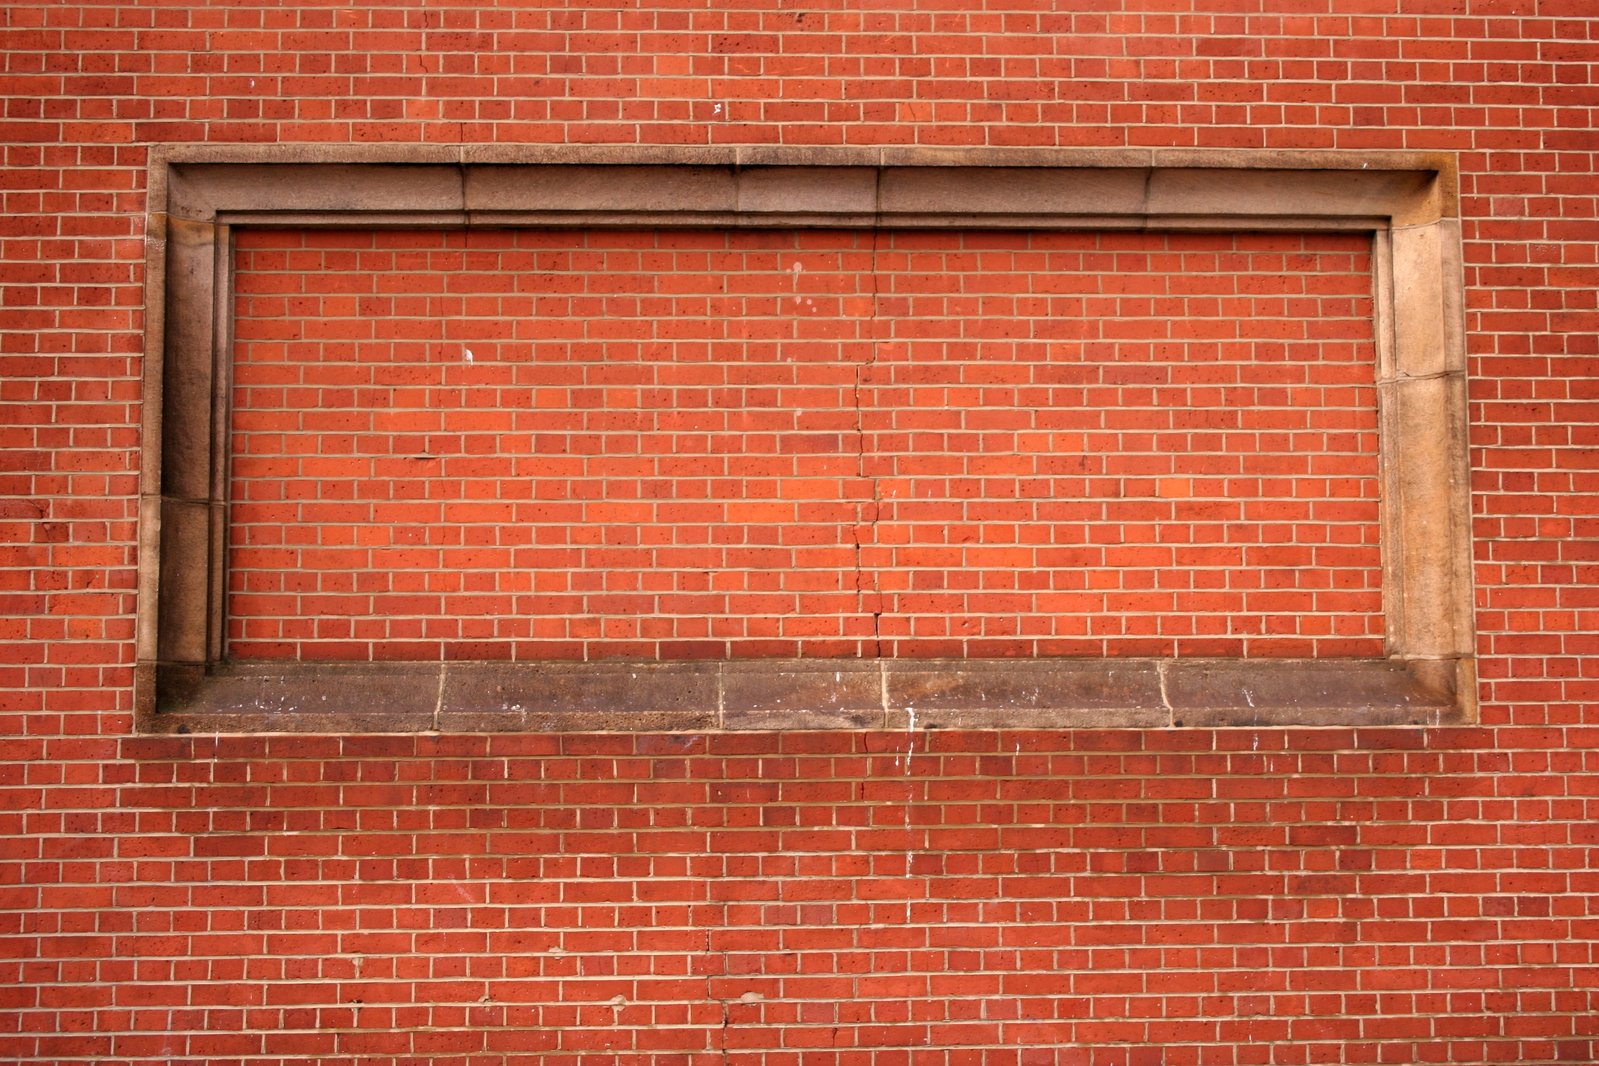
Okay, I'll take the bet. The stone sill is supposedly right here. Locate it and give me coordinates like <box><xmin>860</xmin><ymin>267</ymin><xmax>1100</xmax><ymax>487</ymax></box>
<box><xmin>144</xmin><ymin>657</ymin><xmax>1465</xmax><ymax>734</ymax></box>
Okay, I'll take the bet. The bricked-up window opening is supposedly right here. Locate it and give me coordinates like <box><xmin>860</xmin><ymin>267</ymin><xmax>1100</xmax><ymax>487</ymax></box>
<box><xmin>138</xmin><ymin>152</ymin><xmax>1476</xmax><ymax>730</ymax></box>
<box><xmin>229</xmin><ymin>228</ymin><xmax>1383</xmax><ymax>663</ymax></box>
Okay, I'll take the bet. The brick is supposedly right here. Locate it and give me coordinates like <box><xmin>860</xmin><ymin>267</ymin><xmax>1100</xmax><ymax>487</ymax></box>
<box><xmin>3</xmin><ymin>4</ymin><xmax>1598</xmax><ymax>1062</ymax></box>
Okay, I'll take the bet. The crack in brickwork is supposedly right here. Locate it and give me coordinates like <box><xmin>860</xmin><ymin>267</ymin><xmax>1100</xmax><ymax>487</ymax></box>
<box><xmin>849</xmin><ymin>222</ymin><xmax>886</xmax><ymax>659</ymax></box>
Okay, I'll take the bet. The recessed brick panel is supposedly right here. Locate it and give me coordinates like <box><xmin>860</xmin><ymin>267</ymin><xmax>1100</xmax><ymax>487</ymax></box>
<box><xmin>228</xmin><ymin>227</ymin><xmax>1381</xmax><ymax>662</ymax></box>
<box><xmin>9</xmin><ymin>3</ymin><xmax>1595</xmax><ymax>1060</ymax></box>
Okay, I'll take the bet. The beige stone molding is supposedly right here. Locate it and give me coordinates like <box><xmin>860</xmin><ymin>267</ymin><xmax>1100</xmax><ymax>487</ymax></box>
<box><xmin>138</xmin><ymin>147</ymin><xmax>1475</xmax><ymax>732</ymax></box>
<box><xmin>151</xmin><ymin>658</ymin><xmax>1457</xmax><ymax>735</ymax></box>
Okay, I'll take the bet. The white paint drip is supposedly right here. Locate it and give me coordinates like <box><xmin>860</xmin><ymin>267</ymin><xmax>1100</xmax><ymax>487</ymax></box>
<box><xmin>463</xmin><ymin>348</ymin><xmax>474</xmax><ymax>363</ymax></box>
<box><xmin>904</xmin><ymin>706</ymin><xmax>917</xmax><ymax>776</ymax></box>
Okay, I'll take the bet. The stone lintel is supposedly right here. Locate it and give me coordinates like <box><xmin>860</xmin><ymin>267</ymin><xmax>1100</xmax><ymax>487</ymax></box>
<box><xmin>158</xmin><ymin>151</ymin><xmax>1450</xmax><ymax>232</ymax></box>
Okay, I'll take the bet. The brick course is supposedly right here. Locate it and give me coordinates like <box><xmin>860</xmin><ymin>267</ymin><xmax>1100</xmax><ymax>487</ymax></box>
<box><xmin>2</xmin><ymin>3</ymin><xmax>1597</xmax><ymax>1064</ymax></box>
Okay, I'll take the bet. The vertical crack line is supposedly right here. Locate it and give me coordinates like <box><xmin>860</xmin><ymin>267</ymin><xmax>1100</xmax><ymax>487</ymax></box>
<box><xmin>415</xmin><ymin>8</ymin><xmax>465</xmax><ymax>146</ymax></box>
<box><xmin>418</xmin><ymin>8</ymin><xmax>439</xmax><ymax>77</ymax></box>
<box><xmin>849</xmin><ymin>176</ymin><xmax>887</xmax><ymax>658</ymax></box>
<box><xmin>703</xmin><ymin>927</ymin><xmax>729</xmax><ymax>1066</ymax></box>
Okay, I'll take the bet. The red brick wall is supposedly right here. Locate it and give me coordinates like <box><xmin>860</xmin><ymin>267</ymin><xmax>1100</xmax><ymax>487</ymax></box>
<box><xmin>229</xmin><ymin>227</ymin><xmax>1381</xmax><ymax>663</ymax></box>
<box><xmin>3</xmin><ymin>4</ymin><xmax>1598</xmax><ymax>1065</ymax></box>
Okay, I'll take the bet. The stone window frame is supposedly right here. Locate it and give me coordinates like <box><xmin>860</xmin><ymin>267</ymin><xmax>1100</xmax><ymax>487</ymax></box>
<box><xmin>137</xmin><ymin>145</ymin><xmax>1474</xmax><ymax>733</ymax></box>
